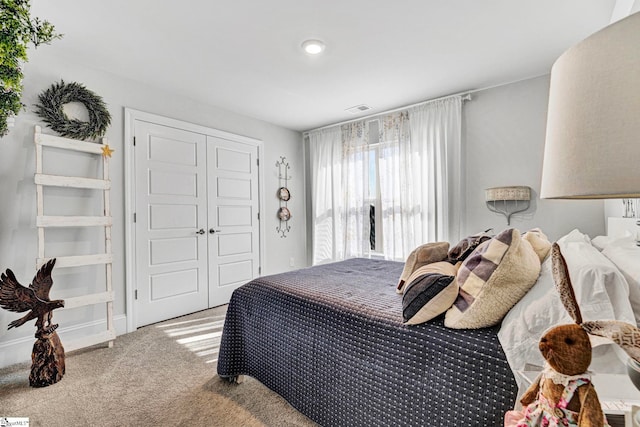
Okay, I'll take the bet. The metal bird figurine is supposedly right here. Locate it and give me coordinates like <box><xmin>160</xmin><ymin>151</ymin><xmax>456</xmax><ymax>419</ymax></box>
<box><xmin>0</xmin><ymin>259</ymin><xmax>64</xmax><ymax>334</ymax></box>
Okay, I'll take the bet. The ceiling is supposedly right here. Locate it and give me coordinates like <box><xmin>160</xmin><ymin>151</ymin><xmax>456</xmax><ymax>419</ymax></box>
<box><xmin>29</xmin><ymin>0</ymin><xmax>618</xmax><ymax>132</ymax></box>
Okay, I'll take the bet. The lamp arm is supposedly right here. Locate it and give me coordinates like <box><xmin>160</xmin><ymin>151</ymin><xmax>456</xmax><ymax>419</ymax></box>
<box><xmin>486</xmin><ymin>200</ymin><xmax>530</xmax><ymax>225</ymax></box>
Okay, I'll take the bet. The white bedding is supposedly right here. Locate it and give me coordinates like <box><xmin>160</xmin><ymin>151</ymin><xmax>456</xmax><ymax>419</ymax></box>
<box><xmin>498</xmin><ymin>230</ymin><xmax>636</xmax><ymax>376</ymax></box>
<box><xmin>600</xmin><ymin>235</ymin><xmax>640</xmax><ymax>324</ymax></box>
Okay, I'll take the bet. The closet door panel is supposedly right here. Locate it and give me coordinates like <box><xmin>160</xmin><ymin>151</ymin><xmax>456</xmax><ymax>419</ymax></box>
<box><xmin>207</xmin><ymin>136</ymin><xmax>260</xmax><ymax>307</ymax></box>
<box><xmin>134</xmin><ymin>120</ymin><xmax>209</xmax><ymax>327</ymax></box>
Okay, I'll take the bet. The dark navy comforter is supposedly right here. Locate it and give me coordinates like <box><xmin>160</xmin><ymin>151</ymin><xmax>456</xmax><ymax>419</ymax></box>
<box><xmin>218</xmin><ymin>258</ymin><xmax>517</xmax><ymax>426</ymax></box>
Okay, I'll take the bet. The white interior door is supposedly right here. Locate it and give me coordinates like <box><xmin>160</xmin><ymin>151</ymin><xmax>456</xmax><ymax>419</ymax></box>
<box><xmin>207</xmin><ymin>136</ymin><xmax>260</xmax><ymax>307</ymax></box>
<box><xmin>134</xmin><ymin>120</ymin><xmax>209</xmax><ymax>327</ymax></box>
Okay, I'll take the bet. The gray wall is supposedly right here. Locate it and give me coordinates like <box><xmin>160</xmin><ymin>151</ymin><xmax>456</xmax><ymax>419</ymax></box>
<box><xmin>0</xmin><ymin>47</ymin><xmax>306</xmax><ymax>368</ymax></box>
<box><xmin>462</xmin><ymin>75</ymin><xmax>604</xmax><ymax>241</ymax></box>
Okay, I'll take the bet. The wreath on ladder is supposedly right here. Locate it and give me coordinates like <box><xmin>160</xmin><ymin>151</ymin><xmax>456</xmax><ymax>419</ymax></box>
<box><xmin>35</xmin><ymin>80</ymin><xmax>111</xmax><ymax>140</ymax></box>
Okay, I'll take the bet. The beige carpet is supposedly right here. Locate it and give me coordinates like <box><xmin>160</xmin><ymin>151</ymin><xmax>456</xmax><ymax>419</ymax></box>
<box><xmin>0</xmin><ymin>306</ymin><xmax>317</xmax><ymax>427</ymax></box>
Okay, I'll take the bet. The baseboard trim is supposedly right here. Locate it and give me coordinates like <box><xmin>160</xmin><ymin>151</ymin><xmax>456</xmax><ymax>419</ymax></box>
<box><xmin>0</xmin><ymin>314</ymin><xmax>127</xmax><ymax>369</ymax></box>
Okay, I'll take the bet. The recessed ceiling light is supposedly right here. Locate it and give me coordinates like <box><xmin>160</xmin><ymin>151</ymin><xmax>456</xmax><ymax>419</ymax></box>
<box><xmin>302</xmin><ymin>39</ymin><xmax>325</xmax><ymax>55</ymax></box>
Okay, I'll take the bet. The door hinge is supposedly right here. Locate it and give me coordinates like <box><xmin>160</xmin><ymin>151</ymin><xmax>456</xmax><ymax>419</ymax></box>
<box><xmin>256</xmin><ymin>158</ymin><xmax>259</xmax><ymax>166</ymax></box>
<box><xmin>257</xmin><ymin>212</ymin><xmax>260</xmax><ymax>220</ymax></box>
<box><xmin>134</xmin><ymin>289</ymin><xmax>138</xmax><ymax>300</ymax></box>
<box><xmin>133</xmin><ymin>213</ymin><xmax>137</xmax><ymax>223</ymax></box>
<box><xmin>258</xmin><ymin>266</ymin><xmax>261</xmax><ymax>274</ymax></box>
<box><xmin>133</xmin><ymin>136</ymin><xmax>136</xmax><ymax>146</ymax></box>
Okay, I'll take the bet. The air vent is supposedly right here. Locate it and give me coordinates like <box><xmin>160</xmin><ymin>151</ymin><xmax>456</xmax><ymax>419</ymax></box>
<box><xmin>345</xmin><ymin>104</ymin><xmax>372</xmax><ymax>114</ymax></box>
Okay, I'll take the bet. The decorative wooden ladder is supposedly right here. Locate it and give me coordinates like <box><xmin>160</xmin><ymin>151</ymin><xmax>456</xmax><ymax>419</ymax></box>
<box><xmin>34</xmin><ymin>126</ymin><xmax>115</xmax><ymax>350</ymax></box>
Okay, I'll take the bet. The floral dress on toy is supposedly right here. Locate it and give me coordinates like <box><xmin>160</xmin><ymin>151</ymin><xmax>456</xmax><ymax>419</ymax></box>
<box><xmin>505</xmin><ymin>364</ymin><xmax>609</xmax><ymax>427</ymax></box>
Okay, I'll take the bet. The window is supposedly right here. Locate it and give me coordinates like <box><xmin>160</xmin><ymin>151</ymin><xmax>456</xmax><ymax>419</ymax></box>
<box><xmin>309</xmin><ymin>96</ymin><xmax>462</xmax><ymax>264</ymax></box>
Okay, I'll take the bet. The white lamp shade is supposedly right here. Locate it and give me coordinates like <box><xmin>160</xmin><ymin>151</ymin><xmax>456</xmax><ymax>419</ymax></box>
<box><xmin>540</xmin><ymin>12</ymin><xmax>640</xmax><ymax>199</ymax></box>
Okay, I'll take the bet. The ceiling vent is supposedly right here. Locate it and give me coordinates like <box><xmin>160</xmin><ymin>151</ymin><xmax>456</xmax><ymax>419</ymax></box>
<box><xmin>345</xmin><ymin>104</ymin><xmax>372</xmax><ymax>114</ymax></box>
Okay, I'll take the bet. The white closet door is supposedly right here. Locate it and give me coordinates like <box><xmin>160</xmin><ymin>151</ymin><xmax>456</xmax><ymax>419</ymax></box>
<box><xmin>134</xmin><ymin>120</ymin><xmax>209</xmax><ymax>327</ymax></box>
<box><xmin>207</xmin><ymin>136</ymin><xmax>260</xmax><ymax>307</ymax></box>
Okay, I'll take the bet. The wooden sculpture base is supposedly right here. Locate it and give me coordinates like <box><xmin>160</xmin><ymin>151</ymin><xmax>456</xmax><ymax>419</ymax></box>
<box><xmin>29</xmin><ymin>330</ymin><xmax>65</xmax><ymax>387</ymax></box>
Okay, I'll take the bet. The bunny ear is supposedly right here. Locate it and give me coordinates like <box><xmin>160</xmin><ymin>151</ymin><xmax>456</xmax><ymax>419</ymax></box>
<box><xmin>551</xmin><ymin>243</ymin><xmax>583</xmax><ymax>324</ymax></box>
<box><xmin>583</xmin><ymin>320</ymin><xmax>640</xmax><ymax>363</ymax></box>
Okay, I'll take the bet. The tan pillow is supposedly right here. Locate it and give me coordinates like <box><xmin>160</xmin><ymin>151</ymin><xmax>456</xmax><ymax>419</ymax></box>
<box><xmin>396</xmin><ymin>242</ymin><xmax>450</xmax><ymax>293</ymax></box>
<box><xmin>444</xmin><ymin>228</ymin><xmax>541</xmax><ymax>329</ymax></box>
<box><xmin>402</xmin><ymin>262</ymin><xmax>459</xmax><ymax>325</ymax></box>
<box><xmin>522</xmin><ymin>228</ymin><xmax>552</xmax><ymax>262</ymax></box>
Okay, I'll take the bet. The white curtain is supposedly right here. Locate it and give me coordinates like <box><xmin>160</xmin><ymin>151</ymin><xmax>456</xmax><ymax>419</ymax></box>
<box><xmin>340</xmin><ymin>121</ymin><xmax>371</xmax><ymax>259</ymax></box>
<box><xmin>309</xmin><ymin>127</ymin><xmax>344</xmax><ymax>264</ymax></box>
<box><xmin>377</xmin><ymin>111</ymin><xmax>413</xmax><ymax>259</ymax></box>
<box><xmin>309</xmin><ymin>95</ymin><xmax>462</xmax><ymax>264</ymax></box>
<box><xmin>407</xmin><ymin>97</ymin><xmax>462</xmax><ymax>245</ymax></box>
<box><xmin>309</xmin><ymin>123</ymin><xmax>372</xmax><ymax>264</ymax></box>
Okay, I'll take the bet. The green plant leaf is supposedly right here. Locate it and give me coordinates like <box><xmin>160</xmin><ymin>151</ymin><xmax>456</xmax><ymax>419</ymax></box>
<box><xmin>0</xmin><ymin>0</ymin><xmax>62</xmax><ymax>137</ymax></box>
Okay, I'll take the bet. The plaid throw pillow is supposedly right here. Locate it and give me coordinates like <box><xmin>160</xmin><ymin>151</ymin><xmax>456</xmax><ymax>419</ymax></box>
<box><xmin>444</xmin><ymin>228</ymin><xmax>541</xmax><ymax>329</ymax></box>
<box><xmin>447</xmin><ymin>229</ymin><xmax>493</xmax><ymax>264</ymax></box>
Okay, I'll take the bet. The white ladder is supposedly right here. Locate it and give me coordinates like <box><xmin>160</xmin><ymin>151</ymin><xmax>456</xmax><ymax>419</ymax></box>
<box><xmin>34</xmin><ymin>125</ymin><xmax>115</xmax><ymax>350</ymax></box>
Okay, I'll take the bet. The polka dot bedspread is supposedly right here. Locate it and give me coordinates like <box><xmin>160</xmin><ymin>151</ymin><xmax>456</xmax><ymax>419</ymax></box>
<box><xmin>217</xmin><ymin>258</ymin><xmax>517</xmax><ymax>426</ymax></box>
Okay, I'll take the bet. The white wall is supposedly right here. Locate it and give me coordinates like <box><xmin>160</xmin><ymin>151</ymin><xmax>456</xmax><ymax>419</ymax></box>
<box><xmin>604</xmin><ymin>199</ymin><xmax>625</xmax><ymax>219</ymax></box>
<box><xmin>0</xmin><ymin>47</ymin><xmax>305</xmax><ymax>368</ymax></box>
<box><xmin>462</xmin><ymin>75</ymin><xmax>604</xmax><ymax>241</ymax></box>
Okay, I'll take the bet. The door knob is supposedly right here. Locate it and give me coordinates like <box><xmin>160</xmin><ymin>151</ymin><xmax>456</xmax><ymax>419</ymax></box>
<box><xmin>196</xmin><ymin>229</ymin><xmax>205</xmax><ymax>235</ymax></box>
<box><xmin>209</xmin><ymin>228</ymin><xmax>222</xmax><ymax>234</ymax></box>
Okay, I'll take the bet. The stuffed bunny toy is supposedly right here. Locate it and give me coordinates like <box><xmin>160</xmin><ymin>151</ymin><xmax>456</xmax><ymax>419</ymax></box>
<box><xmin>505</xmin><ymin>243</ymin><xmax>640</xmax><ymax>427</ymax></box>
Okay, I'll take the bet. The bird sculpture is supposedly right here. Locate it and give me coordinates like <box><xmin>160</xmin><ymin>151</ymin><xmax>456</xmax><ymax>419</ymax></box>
<box><xmin>0</xmin><ymin>259</ymin><xmax>66</xmax><ymax>386</ymax></box>
<box><xmin>0</xmin><ymin>259</ymin><xmax>64</xmax><ymax>334</ymax></box>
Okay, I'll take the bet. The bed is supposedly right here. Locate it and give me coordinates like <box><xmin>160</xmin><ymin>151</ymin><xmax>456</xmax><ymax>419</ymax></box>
<box><xmin>217</xmin><ymin>225</ymin><xmax>640</xmax><ymax>425</ymax></box>
<box><xmin>217</xmin><ymin>257</ymin><xmax>518</xmax><ymax>426</ymax></box>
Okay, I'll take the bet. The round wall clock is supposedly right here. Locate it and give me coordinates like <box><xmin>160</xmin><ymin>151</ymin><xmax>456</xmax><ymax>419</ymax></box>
<box><xmin>278</xmin><ymin>207</ymin><xmax>291</xmax><ymax>221</ymax></box>
<box><xmin>277</xmin><ymin>187</ymin><xmax>291</xmax><ymax>201</ymax></box>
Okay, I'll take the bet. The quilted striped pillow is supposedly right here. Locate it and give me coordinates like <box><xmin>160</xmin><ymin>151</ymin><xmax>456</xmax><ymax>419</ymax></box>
<box><xmin>444</xmin><ymin>228</ymin><xmax>541</xmax><ymax>329</ymax></box>
<box><xmin>402</xmin><ymin>261</ymin><xmax>459</xmax><ymax>325</ymax></box>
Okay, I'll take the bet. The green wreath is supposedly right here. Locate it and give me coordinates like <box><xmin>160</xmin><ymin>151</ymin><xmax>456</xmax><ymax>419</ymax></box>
<box><xmin>35</xmin><ymin>80</ymin><xmax>111</xmax><ymax>140</ymax></box>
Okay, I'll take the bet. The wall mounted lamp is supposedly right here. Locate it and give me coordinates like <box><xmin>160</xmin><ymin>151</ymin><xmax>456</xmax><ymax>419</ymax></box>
<box><xmin>485</xmin><ymin>186</ymin><xmax>531</xmax><ymax>225</ymax></box>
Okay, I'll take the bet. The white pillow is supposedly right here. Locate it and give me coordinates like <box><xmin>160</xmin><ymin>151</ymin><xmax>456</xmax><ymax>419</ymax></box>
<box><xmin>601</xmin><ymin>239</ymin><xmax>640</xmax><ymax>325</ymax></box>
<box><xmin>592</xmin><ymin>232</ymin><xmax>634</xmax><ymax>251</ymax></box>
<box><xmin>556</xmin><ymin>228</ymin><xmax>592</xmax><ymax>244</ymax></box>
<box><xmin>591</xmin><ymin>235</ymin><xmax>614</xmax><ymax>251</ymax></box>
<box><xmin>498</xmin><ymin>239</ymin><xmax>636</xmax><ymax>376</ymax></box>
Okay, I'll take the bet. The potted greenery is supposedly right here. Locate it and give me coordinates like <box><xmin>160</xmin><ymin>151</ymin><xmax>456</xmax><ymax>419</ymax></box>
<box><xmin>0</xmin><ymin>0</ymin><xmax>61</xmax><ymax>137</ymax></box>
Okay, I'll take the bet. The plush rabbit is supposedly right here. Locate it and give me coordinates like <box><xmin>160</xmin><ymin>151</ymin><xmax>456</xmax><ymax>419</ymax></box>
<box><xmin>505</xmin><ymin>243</ymin><xmax>640</xmax><ymax>427</ymax></box>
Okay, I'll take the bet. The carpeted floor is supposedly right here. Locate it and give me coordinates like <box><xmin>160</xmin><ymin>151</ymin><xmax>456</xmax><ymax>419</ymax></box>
<box><xmin>0</xmin><ymin>306</ymin><xmax>318</xmax><ymax>426</ymax></box>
